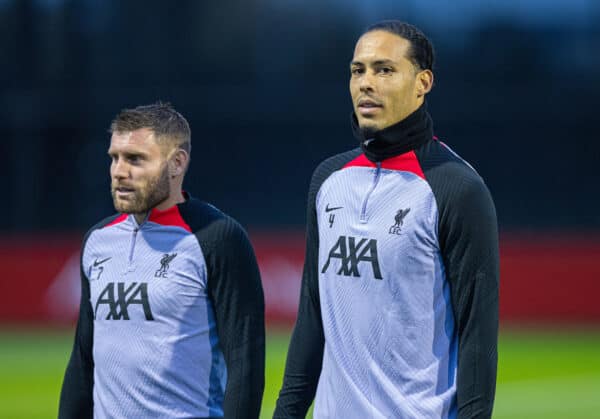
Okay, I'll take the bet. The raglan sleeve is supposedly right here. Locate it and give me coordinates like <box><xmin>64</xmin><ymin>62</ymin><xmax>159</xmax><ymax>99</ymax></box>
<box><xmin>439</xmin><ymin>174</ymin><xmax>500</xmax><ymax>419</ymax></box>
<box><xmin>273</xmin><ymin>169</ymin><xmax>326</xmax><ymax>418</ymax></box>
<box><xmin>206</xmin><ymin>217</ymin><xmax>265</xmax><ymax>419</ymax></box>
<box><xmin>58</xmin><ymin>263</ymin><xmax>94</xmax><ymax>418</ymax></box>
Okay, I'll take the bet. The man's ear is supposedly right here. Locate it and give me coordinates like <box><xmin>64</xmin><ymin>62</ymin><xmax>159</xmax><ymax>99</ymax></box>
<box><xmin>416</xmin><ymin>69</ymin><xmax>434</xmax><ymax>97</ymax></box>
<box><xmin>169</xmin><ymin>148</ymin><xmax>189</xmax><ymax>178</ymax></box>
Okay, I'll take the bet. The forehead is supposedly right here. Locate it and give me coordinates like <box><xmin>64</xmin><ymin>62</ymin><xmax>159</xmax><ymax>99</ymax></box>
<box><xmin>353</xmin><ymin>30</ymin><xmax>412</xmax><ymax>63</ymax></box>
<box><xmin>109</xmin><ymin>127</ymin><xmax>160</xmax><ymax>152</ymax></box>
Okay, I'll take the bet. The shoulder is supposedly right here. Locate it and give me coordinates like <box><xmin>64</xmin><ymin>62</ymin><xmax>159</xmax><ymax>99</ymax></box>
<box><xmin>416</xmin><ymin>140</ymin><xmax>491</xmax><ymax>202</ymax></box>
<box><xmin>416</xmin><ymin>140</ymin><xmax>482</xmax><ymax>181</ymax></box>
<box><xmin>310</xmin><ymin>148</ymin><xmax>362</xmax><ymax>193</ymax></box>
<box><xmin>415</xmin><ymin>140</ymin><xmax>496</xmax><ymax>224</ymax></box>
<box><xmin>312</xmin><ymin>148</ymin><xmax>362</xmax><ymax>180</ymax></box>
<box><xmin>82</xmin><ymin>213</ymin><xmax>125</xmax><ymax>247</ymax></box>
<box><xmin>80</xmin><ymin>213</ymin><xmax>125</xmax><ymax>269</ymax></box>
<box><xmin>177</xmin><ymin>198</ymin><xmax>249</xmax><ymax>251</ymax></box>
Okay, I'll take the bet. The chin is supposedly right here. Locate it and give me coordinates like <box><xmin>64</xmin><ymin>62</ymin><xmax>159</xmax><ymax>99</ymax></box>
<box><xmin>113</xmin><ymin>202</ymin><xmax>131</xmax><ymax>214</ymax></box>
<box><xmin>113</xmin><ymin>199</ymin><xmax>137</xmax><ymax>214</ymax></box>
<box><xmin>359</xmin><ymin>122</ymin><xmax>380</xmax><ymax>139</ymax></box>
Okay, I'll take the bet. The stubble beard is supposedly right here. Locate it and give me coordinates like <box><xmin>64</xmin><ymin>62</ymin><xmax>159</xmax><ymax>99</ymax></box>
<box><xmin>111</xmin><ymin>164</ymin><xmax>171</xmax><ymax>215</ymax></box>
<box><xmin>360</xmin><ymin>124</ymin><xmax>379</xmax><ymax>140</ymax></box>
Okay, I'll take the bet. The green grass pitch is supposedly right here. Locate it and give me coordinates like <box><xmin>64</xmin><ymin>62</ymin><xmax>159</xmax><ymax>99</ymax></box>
<box><xmin>1</xmin><ymin>327</ymin><xmax>599</xmax><ymax>418</ymax></box>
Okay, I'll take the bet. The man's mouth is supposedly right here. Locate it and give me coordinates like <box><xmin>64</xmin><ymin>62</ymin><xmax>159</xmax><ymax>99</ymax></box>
<box><xmin>357</xmin><ymin>99</ymin><xmax>383</xmax><ymax>116</ymax></box>
<box><xmin>114</xmin><ymin>186</ymin><xmax>136</xmax><ymax>197</ymax></box>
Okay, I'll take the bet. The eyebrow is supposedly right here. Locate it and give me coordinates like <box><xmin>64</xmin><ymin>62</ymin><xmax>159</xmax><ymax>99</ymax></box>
<box><xmin>350</xmin><ymin>59</ymin><xmax>397</xmax><ymax>67</ymax></box>
<box><xmin>107</xmin><ymin>148</ymin><xmax>149</xmax><ymax>157</ymax></box>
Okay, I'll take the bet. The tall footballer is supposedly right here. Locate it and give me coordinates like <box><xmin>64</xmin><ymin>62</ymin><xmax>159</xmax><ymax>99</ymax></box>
<box><xmin>275</xmin><ymin>21</ymin><xmax>499</xmax><ymax>418</ymax></box>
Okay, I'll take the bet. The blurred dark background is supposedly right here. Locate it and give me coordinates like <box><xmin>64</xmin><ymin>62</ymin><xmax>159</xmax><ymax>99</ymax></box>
<box><xmin>1</xmin><ymin>0</ymin><xmax>599</xmax><ymax>232</ymax></box>
<box><xmin>1</xmin><ymin>3</ymin><xmax>599</xmax><ymax>417</ymax></box>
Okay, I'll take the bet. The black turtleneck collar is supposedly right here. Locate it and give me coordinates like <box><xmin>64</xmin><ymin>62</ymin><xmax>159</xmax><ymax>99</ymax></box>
<box><xmin>351</xmin><ymin>102</ymin><xmax>434</xmax><ymax>162</ymax></box>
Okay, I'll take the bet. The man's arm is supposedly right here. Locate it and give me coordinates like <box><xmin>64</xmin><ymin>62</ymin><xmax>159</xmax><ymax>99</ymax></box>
<box><xmin>273</xmin><ymin>203</ymin><xmax>324</xmax><ymax>418</ymax></box>
<box><xmin>439</xmin><ymin>176</ymin><xmax>499</xmax><ymax>419</ymax></box>
<box><xmin>206</xmin><ymin>217</ymin><xmax>265</xmax><ymax>419</ymax></box>
<box><xmin>274</xmin><ymin>149</ymin><xmax>360</xmax><ymax>418</ymax></box>
<box><xmin>58</xmin><ymin>268</ymin><xmax>94</xmax><ymax>419</ymax></box>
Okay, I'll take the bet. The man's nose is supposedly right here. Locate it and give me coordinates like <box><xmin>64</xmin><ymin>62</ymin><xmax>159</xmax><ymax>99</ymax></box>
<box><xmin>112</xmin><ymin>160</ymin><xmax>128</xmax><ymax>179</ymax></box>
<box><xmin>359</xmin><ymin>72</ymin><xmax>375</xmax><ymax>93</ymax></box>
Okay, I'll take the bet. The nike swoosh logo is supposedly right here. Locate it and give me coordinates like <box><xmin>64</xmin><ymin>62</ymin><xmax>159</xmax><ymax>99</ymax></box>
<box><xmin>93</xmin><ymin>257</ymin><xmax>112</xmax><ymax>267</ymax></box>
<box><xmin>325</xmin><ymin>204</ymin><xmax>343</xmax><ymax>212</ymax></box>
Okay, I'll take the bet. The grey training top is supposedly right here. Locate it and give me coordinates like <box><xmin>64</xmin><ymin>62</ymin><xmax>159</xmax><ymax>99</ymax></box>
<box><xmin>275</xmin><ymin>105</ymin><xmax>499</xmax><ymax>419</ymax></box>
<box><xmin>59</xmin><ymin>195</ymin><xmax>265</xmax><ymax>419</ymax></box>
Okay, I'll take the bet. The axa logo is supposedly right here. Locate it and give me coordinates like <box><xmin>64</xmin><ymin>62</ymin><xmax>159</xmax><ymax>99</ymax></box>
<box><xmin>389</xmin><ymin>208</ymin><xmax>410</xmax><ymax>235</ymax></box>
<box><xmin>321</xmin><ymin>235</ymin><xmax>382</xmax><ymax>280</ymax></box>
<box><xmin>155</xmin><ymin>253</ymin><xmax>177</xmax><ymax>278</ymax></box>
<box><xmin>94</xmin><ymin>282</ymin><xmax>154</xmax><ymax>321</ymax></box>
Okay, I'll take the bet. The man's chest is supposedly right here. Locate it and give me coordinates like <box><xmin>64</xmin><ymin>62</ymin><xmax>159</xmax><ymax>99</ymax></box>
<box><xmin>316</xmin><ymin>167</ymin><xmax>440</xmax><ymax>285</ymax></box>
<box><xmin>315</xmin><ymin>167</ymin><xmax>447</xmax><ymax>338</ymax></box>
<box><xmin>84</xmin><ymin>227</ymin><xmax>207</xmax><ymax>323</ymax></box>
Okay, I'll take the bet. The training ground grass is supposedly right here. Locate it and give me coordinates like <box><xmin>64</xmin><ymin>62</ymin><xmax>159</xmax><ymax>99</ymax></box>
<box><xmin>0</xmin><ymin>327</ymin><xmax>599</xmax><ymax>418</ymax></box>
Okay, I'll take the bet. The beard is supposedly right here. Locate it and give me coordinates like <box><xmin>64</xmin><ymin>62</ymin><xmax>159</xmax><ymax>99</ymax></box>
<box><xmin>111</xmin><ymin>164</ymin><xmax>171</xmax><ymax>215</ymax></box>
<box><xmin>360</xmin><ymin>125</ymin><xmax>379</xmax><ymax>140</ymax></box>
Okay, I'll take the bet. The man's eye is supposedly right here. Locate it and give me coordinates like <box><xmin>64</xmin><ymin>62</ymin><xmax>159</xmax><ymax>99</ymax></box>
<box><xmin>379</xmin><ymin>67</ymin><xmax>393</xmax><ymax>74</ymax></box>
<box><xmin>351</xmin><ymin>68</ymin><xmax>364</xmax><ymax>75</ymax></box>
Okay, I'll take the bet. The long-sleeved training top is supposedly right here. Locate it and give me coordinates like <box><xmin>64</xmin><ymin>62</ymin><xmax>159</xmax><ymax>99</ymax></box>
<box><xmin>59</xmin><ymin>195</ymin><xmax>265</xmax><ymax>419</ymax></box>
<box><xmin>274</xmin><ymin>104</ymin><xmax>499</xmax><ymax>419</ymax></box>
